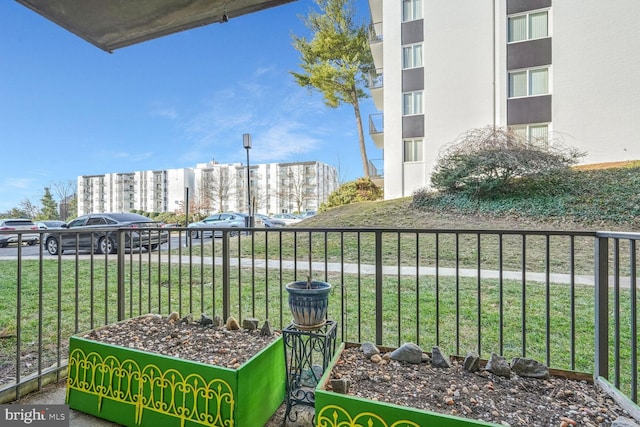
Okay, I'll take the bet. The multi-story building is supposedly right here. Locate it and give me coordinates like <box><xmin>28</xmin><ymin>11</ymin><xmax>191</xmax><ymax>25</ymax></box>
<box><xmin>368</xmin><ymin>0</ymin><xmax>640</xmax><ymax>199</ymax></box>
<box><xmin>77</xmin><ymin>161</ymin><xmax>338</xmax><ymax>216</ymax></box>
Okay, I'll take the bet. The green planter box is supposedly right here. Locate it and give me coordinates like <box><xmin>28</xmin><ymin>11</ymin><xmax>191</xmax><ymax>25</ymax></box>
<box><xmin>66</xmin><ymin>323</ymin><xmax>285</xmax><ymax>427</ymax></box>
<box><xmin>315</xmin><ymin>344</ymin><xmax>494</xmax><ymax>427</ymax></box>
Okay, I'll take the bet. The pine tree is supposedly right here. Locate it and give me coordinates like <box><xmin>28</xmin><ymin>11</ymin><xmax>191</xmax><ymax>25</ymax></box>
<box><xmin>39</xmin><ymin>187</ymin><xmax>59</xmax><ymax>220</ymax></box>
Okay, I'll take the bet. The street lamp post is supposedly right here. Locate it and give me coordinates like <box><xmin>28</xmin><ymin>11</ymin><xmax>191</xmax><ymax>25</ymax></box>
<box><xmin>243</xmin><ymin>133</ymin><xmax>253</xmax><ymax>227</ymax></box>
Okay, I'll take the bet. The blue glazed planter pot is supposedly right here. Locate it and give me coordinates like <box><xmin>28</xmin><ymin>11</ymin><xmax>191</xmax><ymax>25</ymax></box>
<box><xmin>285</xmin><ymin>280</ymin><xmax>332</xmax><ymax>329</ymax></box>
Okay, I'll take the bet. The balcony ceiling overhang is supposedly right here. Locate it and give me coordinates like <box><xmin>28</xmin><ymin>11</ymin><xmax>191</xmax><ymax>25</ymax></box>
<box><xmin>15</xmin><ymin>0</ymin><xmax>296</xmax><ymax>53</ymax></box>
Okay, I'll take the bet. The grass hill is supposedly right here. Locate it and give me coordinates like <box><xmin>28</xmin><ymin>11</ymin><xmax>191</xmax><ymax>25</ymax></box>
<box><xmin>300</xmin><ymin>163</ymin><xmax>640</xmax><ymax>232</ymax></box>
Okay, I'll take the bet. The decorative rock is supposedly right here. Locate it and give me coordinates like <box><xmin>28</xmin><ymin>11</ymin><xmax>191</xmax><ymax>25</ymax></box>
<box><xmin>199</xmin><ymin>313</ymin><xmax>213</xmax><ymax>325</ymax></box>
<box><xmin>510</xmin><ymin>357</ymin><xmax>550</xmax><ymax>379</ymax></box>
<box><xmin>390</xmin><ymin>342</ymin><xmax>423</xmax><ymax>364</ymax></box>
<box><xmin>212</xmin><ymin>315</ymin><xmax>222</xmax><ymax>327</ymax></box>
<box><xmin>142</xmin><ymin>313</ymin><xmax>162</xmax><ymax>322</ymax></box>
<box><xmin>167</xmin><ymin>311</ymin><xmax>179</xmax><ymax>322</ymax></box>
<box><xmin>612</xmin><ymin>417</ymin><xmax>640</xmax><ymax>427</ymax></box>
<box><xmin>463</xmin><ymin>351</ymin><xmax>480</xmax><ymax>372</ymax></box>
<box><xmin>360</xmin><ymin>342</ymin><xmax>380</xmax><ymax>358</ymax></box>
<box><xmin>300</xmin><ymin>364</ymin><xmax>323</xmax><ymax>387</ymax></box>
<box><xmin>431</xmin><ymin>346</ymin><xmax>451</xmax><ymax>368</ymax></box>
<box><xmin>485</xmin><ymin>353</ymin><xmax>511</xmax><ymax>377</ymax></box>
<box><xmin>242</xmin><ymin>318</ymin><xmax>259</xmax><ymax>330</ymax></box>
<box><xmin>330</xmin><ymin>378</ymin><xmax>351</xmax><ymax>394</ymax></box>
<box><xmin>260</xmin><ymin>320</ymin><xmax>274</xmax><ymax>336</ymax></box>
<box><xmin>421</xmin><ymin>352</ymin><xmax>431</xmax><ymax>363</ymax></box>
<box><xmin>284</xmin><ymin>406</ymin><xmax>315</xmax><ymax>427</ymax></box>
<box><xmin>370</xmin><ymin>354</ymin><xmax>382</xmax><ymax>363</ymax></box>
<box><xmin>225</xmin><ymin>316</ymin><xmax>240</xmax><ymax>330</ymax></box>
<box><xmin>180</xmin><ymin>314</ymin><xmax>193</xmax><ymax>324</ymax></box>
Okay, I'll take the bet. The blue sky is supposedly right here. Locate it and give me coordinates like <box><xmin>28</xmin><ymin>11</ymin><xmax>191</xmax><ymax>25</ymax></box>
<box><xmin>0</xmin><ymin>0</ymin><xmax>380</xmax><ymax>214</ymax></box>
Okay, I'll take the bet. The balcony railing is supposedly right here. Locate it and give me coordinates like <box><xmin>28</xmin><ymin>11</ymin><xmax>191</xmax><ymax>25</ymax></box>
<box><xmin>367</xmin><ymin>69</ymin><xmax>383</xmax><ymax>90</ymax></box>
<box><xmin>0</xmin><ymin>227</ymin><xmax>638</xmax><ymax>408</ymax></box>
<box><xmin>369</xmin><ymin>112</ymin><xmax>383</xmax><ymax>134</ymax></box>
<box><xmin>368</xmin><ymin>21</ymin><xmax>383</xmax><ymax>43</ymax></box>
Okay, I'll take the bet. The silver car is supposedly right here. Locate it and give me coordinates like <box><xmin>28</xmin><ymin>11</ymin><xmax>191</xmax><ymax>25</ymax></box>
<box><xmin>0</xmin><ymin>218</ymin><xmax>39</xmax><ymax>248</ymax></box>
<box><xmin>37</xmin><ymin>220</ymin><xmax>67</xmax><ymax>230</ymax></box>
<box><xmin>187</xmin><ymin>212</ymin><xmax>247</xmax><ymax>238</ymax></box>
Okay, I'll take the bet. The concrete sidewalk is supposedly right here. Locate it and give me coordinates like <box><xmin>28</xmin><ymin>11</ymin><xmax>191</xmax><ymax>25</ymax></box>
<box><xmin>12</xmin><ymin>381</ymin><xmax>120</xmax><ymax>426</ymax></box>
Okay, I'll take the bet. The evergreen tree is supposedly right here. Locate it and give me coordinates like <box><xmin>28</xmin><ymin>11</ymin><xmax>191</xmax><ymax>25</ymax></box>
<box><xmin>39</xmin><ymin>187</ymin><xmax>59</xmax><ymax>219</ymax></box>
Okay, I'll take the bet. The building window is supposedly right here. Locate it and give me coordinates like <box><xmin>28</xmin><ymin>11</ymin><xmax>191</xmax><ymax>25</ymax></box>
<box><xmin>404</xmin><ymin>138</ymin><xmax>423</xmax><ymax>162</ymax></box>
<box><xmin>402</xmin><ymin>43</ymin><xmax>423</xmax><ymax>69</ymax></box>
<box><xmin>508</xmin><ymin>10</ymin><xmax>549</xmax><ymax>42</ymax></box>
<box><xmin>402</xmin><ymin>0</ymin><xmax>422</xmax><ymax>22</ymax></box>
<box><xmin>509</xmin><ymin>67</ymin><xmax>549</xmax><ymax>98</ymax></box>
<box><xmin>510</xmin><ymin>124</ymin><xmax>549</xmax><ymax>147</ymax></box>
<box><xmin>403</xmin><ymin>91</ymin><xmax>423</xmax><ymax>115</ymax></box>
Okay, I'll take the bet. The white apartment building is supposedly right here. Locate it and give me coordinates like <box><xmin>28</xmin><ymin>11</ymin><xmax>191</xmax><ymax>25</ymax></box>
<box><xmin>368</xmin><ymin>0</ymin><xmax>640</xmax><ymax>199</ymax></box>
<box><xmin>77</xmin><ymin>161</ymin><xmax>338</xmax><ymax>216</ymax></box>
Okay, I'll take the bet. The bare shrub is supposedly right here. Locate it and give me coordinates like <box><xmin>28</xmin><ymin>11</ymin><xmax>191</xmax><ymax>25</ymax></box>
<box><xmin>431</xmin><ymin>126</ymin><xmax>585</xmax><ymax>197</ymax></box>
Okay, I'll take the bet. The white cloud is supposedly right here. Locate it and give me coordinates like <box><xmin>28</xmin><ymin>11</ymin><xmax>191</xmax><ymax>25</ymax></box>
<box><xmin>3</xmin><ymin>177</ymin><xmax>33</xmax><ymax>190</ymax></box>
<box><xmin>149</xmin><ymin>102</ymin><xmax>178</xmax><ymax>120</ymax></box>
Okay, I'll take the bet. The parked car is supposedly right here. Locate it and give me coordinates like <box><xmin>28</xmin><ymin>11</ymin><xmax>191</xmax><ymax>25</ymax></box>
<box><xmin>271</xmin><ymin>213</ymin><xmax>303</xmax><ymax>225</ymax></box>
<box><xmin>43</xmin><ymin>213</ymin><xmax>168</xmax><ymax>255</ymax></box>
<box><xmin>254</xmin><ymin>214</ymin><xmax>285</xmax><ymax>228</ymax></box>
<box><xmin>36</xmin><ymin>220</ymin><xmax>67</xmax><ymax>229</ymax></box>
<box><xmin>299</xmin><ymin>211</ymin><xmax>317</xmax><ymax>219</ymax></box>
<box><xmin>187</xmin><ymin>212</ymin><xmax>247</xmax><ymax>238</ymax></box>
<box><xmin>0</xmin><ymin>218</ymin><xmax>39</xmax><ymax>248</ymax></box>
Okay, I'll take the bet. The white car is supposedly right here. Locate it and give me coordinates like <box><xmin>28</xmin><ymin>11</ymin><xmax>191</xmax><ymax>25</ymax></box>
<box><xmin>0</xmin><ymin>218</ymin><xmax>39</xmax><ymax>248</ymax></box>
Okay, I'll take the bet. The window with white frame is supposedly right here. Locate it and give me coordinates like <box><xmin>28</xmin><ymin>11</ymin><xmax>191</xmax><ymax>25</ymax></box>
<box><xmin>508</xmin><ymin>10</ymin><xmax>549</xmax><ymax>42</ymax></box>
<box><xmin>403</xmin><ymin>91</ymin><xmax>423</xmax><ymax>115</ymax></box>
<box><xmin>509</xmin><ymin>67</ymin><xmax>549</xmax><ymax>98</ymax></box>
<box><xmin>404</xmin><ymin>138</ymin><xmax>423</xmax><ymax>162</ymax></box>
<box><xmin>402</xmin><ymin>0</ymin><xmax>422</xmax><ymax>22</ymax></box>
<box><xmin>402</xmin><ymin>43</ymin><xmax>423</xmax><ymax>69</ymax></box>
<box><xmin>510</xmin><ymin>124</ymin><xmax>549</xmax><ymax>147</ymax></box>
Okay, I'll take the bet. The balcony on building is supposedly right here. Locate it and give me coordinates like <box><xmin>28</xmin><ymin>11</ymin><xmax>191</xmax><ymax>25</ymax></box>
<box><xmin>368</xmin><ymin>113</ymin><xmax>384</xmax><ymax>149</ymax></box>
<box><xmin>368</xmin><ymin>69</ymin><xmax>383</xmax><ymax>110</ymax></box>
<box><xmin>368</xmin><ymin>21</ymin><xmax>383</xmax><ymax>70</ymax></box>
<box><xmin>368</xmin><ymin>158</ymin><xmax>384</xmax><ymax>189</ymax></box>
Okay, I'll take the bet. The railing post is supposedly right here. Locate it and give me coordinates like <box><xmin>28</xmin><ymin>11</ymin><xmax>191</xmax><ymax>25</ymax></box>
<box><xmin>222</xmin><ymin>230</ymin><xmax>231</xmax><ymax>321</ymax></box>
<box><xmin>375</xmin><ymin>231</ymin><xmax>383</xmax><ymax>345</ymax></box>
<box><xmin>117</xmin><ymin>230</ymin><xmax>126</xmax><ymax>321</ymax></box>
<box><xmin>594</xmin><ymin>234</ymin><xmax>609</xmax><ymax>380</ymax></box>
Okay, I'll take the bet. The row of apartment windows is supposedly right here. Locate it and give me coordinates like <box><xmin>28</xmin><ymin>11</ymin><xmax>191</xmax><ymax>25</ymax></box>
<box><xmin>400</xmin><ymin>66</ymin><xmax>550</xmax><ymax>117</ymax></box>
<box><xmin>396</xmin><ymin>3</ymin><xmax>551</xmax><ymax>160</ymax></box>
<box><xmin>508</xmin><ymin>9</ymin><xmax>551</xmax><ymax>147</ymax></box>
<box><xmin>402</xmin><ymin>0</ymin><xmax>423</xmax><ymax>162</ymax></box>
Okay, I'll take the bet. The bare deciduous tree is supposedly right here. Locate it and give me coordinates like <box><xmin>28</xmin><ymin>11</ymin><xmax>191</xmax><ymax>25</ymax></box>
<box><xmin>52</xmin><ymin>180</ymin><xmax>76</xmax><ymax>220</ymax></box>
<box><xmin>278</xmin><ymin>165</ymin><xmax>317</xmax><ymax>213</ymax></box>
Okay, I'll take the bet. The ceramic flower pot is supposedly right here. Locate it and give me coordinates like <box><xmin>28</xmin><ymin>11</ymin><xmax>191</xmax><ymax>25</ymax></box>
<box><xmin>285</xmin><ymin>280</ymin><xmax>332</xmax><ymax>330</ymax></box>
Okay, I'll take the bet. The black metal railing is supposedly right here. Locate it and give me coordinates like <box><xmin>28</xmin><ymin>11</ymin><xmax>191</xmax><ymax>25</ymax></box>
<box><xmin>369</xmin><ymin>113</ymin><xmax>383</xmax><ymax>135</ymax></box>
<box><xmin>0</xmin><ymin>227</ymin><xmax>638</xmax><ymax>407</ymax></box>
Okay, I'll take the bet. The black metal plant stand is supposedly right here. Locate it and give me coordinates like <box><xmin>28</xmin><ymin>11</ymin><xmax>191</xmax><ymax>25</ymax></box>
<box><xmin>282</xmin><ymin>320</ymin><xmax>337</xmax><ymax>423</ymax></box>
